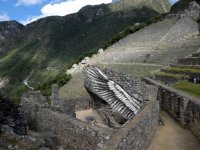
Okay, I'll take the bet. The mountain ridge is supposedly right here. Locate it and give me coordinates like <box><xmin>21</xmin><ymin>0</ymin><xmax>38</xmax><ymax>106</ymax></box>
<box><xmin>0</xmin><ymin>0</ymin><xmax>171</xmax><ymax>100</ymax></box>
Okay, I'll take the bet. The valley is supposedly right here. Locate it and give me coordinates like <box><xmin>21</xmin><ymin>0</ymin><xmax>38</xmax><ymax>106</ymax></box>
<box><xmin>0</xmin><ymin>0</ymin><xmax>200</xmax><ymax>149</ymax></box>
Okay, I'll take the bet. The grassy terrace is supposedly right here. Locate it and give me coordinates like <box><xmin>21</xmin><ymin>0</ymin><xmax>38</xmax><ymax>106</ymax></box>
<box><xmin>59</xmin><ymin>63</ymin><xmax>162</xmax><ymax>99</ymax></box>
<box><xmin>157</xmin><ymin>72</ymin><xmax>188</xmax><ymax>79</ymax></box>
<box><xmin>173</xmin><ymin>81</ymin><xmax>200</xmax><ymax>99</ymax></box>
<box><xmin>97</xmin><ymin>63</ymin><xmax>162</xmax><ymax>77</ymax></box>
<box><xmin>156</xmin><ymin>67</ymin><xmax>200</xmax><ymax>79</ymax></box>
<box><xmin>169</xmin><ymin>67</ymin><xmax>200</xmax><ymax>74</ymax></box>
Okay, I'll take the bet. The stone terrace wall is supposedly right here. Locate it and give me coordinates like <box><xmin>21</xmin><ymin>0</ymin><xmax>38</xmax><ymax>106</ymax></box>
<box><xmin>35</xmin><ymin>108</ymin><xmax>112</xmax><ymax>150</ymax></box>
<box><xmin>21</xmin><ymin>92</ymin><xmax>113</xmax><ymax>150</ymax></box>
<box><xmin>144</xmin><ymin>77</ymin><xmax>200</xmax><ymax>142</ymax></box>
<box><xmin>178</xmin><ymin>58</ymin><xmax>200</xmax><ymax>65</ymax></box>
<box><xmin>162</xmin><ymin>16</ymin><xmax>199</xmax><ymax>43</ymax></box>
<box><xmin>170</xmin><ymin>64</ymin><xmax>200</xmax><ymax>69</ymax></box>
<box><xmin>22</xmin><ymin>84</ymin><xmax>160</xmax><ymax>150</ymax></box>
<box><xmin>100</xmin><ymin>101</ymin><xmax>159</xmax><ymax>150</ymax></box>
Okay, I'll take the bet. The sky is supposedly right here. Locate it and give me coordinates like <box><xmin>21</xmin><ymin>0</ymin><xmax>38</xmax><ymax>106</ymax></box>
<box><xmin>0</xmin><ymin>0</ymin><xmax>179</xmax><ymax>25</ymax></box>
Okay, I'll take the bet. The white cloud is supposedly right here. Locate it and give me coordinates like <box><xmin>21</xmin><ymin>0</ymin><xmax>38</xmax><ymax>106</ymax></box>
<box><xmin>20</xmin><ymin>15</ymin><xmax>43</xmax><ymax>25</ymax></box>
<box><xmin>41</xmin><ymin>0</ymin><xmax>112</xmax><ymax>16</ymax></box>
<box><xmin>170</xmin><ymin>0</ymin><xmax>179</xmax><ymax>4</ymax></box>
<box><xmin>21</xmin><ymin>0</ymin><xmax>112</xmax><ymax>25</ymax></box>
<box><xmin>15</xmin><ymin>0</ymin><xmax>43</xmax><ymax>6</ymax></box>
<box><xmin>0</xmin><ymin>12</ymin><xmax>10</xmax><ymax>21</ymax></box>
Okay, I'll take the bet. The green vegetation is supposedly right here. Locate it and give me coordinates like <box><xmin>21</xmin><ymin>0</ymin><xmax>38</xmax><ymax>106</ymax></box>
<box><xmin>59</xmin><ymin>63</ymin><xmax>162</xmax><ymax>99</ymax></box>
<box><xmin>36</xmin><ymin>73</ymin><xmax>71</xmax><ymax>97</ymax></box>
<box><xmin>10</xmin><ymin>85</ymin><xmax>28</xmax><ymax>104</ymax></box>
<box><xmin>156</xmin><ymin>72</ymin><xmax>188</xmax><ymax>79</ymax></box>
<box><xmin>29</xmin><ymin>69</ymin><xmax>60</xmax><ymax>86</ymax></box>
<box><xmin>102</xmin><ymin>23</ymin><xmax>146</xmax><ymax>49</ymax></box>
<box><xmin>103</xmin><ymin>15</ymin><xmax>163</xmax><ymax>49</ymax></box>
<box><xmin>156</xmin><ymin>66</ymin><xmax>200</xmax><ymax>81</ymax></box>
<box><xmin>0</xmin><ymin>0</ymin><xmax>170</xmax><ymax>101</ymax></box>
<box><xmin>0</xmin><ymin>41</ymin><xmax>39</xmax><ymax>83</ymax></box>
<box><xmin>173</xmin><ymin>81</ymin><xmax>200</xmax><ymax>99</ymax></box>
<box><xmin>170</xmin><ymin>67</ymin><xmax>200</xmax><ymax>73</ymax></box>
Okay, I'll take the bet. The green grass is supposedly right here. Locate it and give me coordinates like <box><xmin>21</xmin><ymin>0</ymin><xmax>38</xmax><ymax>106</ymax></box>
<box><xmin>59</xmin><ymin>63</ymin><xmax>162</xmax><ymax>99</ymax></box>
<box><xmin>29</xmin><ymin>69</ymin><xmax>60</xmax><ymax>86</ymax></box>
<box><xmin>173</xmin><ymin>81</ymin><xmax>200</xmax><ymax>99</ymax></box>
<box><xmin>10</xmin><ymin>84</ymin><xmax>28</xmax><ymax>104</ymax></box>
<box><xmin>0</xmin><ymin>41</ymin><xmax>39</xmax><ymax>83</ymax></box>
<box><xmin>170</xmin><ymin>67</ymin><xmax>200</xmax><ymax>74</ymax></box>
<box><xmin>36</xmin><ymin>73</ymin><xmax>71</xmax><ymax>97</ymax></box>
<box><xmin>156</xmin><ymin>72</ymin><xmax>188</xmax><ymax>79</ymax></box>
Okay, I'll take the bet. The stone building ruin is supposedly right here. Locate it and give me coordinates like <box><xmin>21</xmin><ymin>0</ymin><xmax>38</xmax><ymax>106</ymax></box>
<box><xmin>144</xmin><ymin>77</ymin><xmax>200</xmax><ymax>141</ymax></box>
<box><xmin>20</xmin><ymin>67</ymin><xmax>159</xmax><ymax>150</ymax></box>
<box><xmin>83</xmin><ymin>66</ymin><xmax>148</xmax><ymax>127</ymax></box>
<box><xmin>6</xmin><ymin>1</ymin><xmax>200</xmax><ymax>149</ymax></box>
<box><xmin>0</xmin><ymin>97</ymin><xmax>27</xmax><ymax>135</ymax></box>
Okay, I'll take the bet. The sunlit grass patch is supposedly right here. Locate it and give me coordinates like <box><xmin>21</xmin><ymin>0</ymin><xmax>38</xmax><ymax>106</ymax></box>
<box><xmin>156</xmin><ymin>72</ymin><xmax>188</xmax><ymax>79</ymax></box>
<box><xmin>170</xmin><ymin>67</ymin><xmax>200</xmax><ymax>73</ymax></box>
<box><xmin>173</xmin><ymin>81</ymin><xmax>200</xmax><ymax>99</ymax></box>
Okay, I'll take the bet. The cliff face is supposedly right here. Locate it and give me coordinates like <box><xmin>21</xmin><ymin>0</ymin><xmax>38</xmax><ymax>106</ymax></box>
<box><xmin>0</xmin><ymin>21</ymin><xmax>23</xmax><ymax>56</ymax></box>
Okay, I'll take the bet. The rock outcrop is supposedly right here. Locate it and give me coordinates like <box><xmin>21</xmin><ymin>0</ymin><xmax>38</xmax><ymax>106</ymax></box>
<box><xmin>83</xmin><ymin>66</ymin><xmax>147</xmax><ymax>120</ymax></box>
<box><xmin>0</xmin><ymin>20</ymin><xmax>23</xmax><ymax>56</ymax></box>
<box><xmin>0</xmin><ymin>97</ymin><xmax>27</xmax><ymax>135</ymax></box>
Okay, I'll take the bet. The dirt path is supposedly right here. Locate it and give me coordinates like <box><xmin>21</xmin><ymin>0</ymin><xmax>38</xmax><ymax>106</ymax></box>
<box><xmin>76</xmin><ymin>109</ymin><xmax>104</xmax><ymax>125</ymax></box>
<box><xmin>148</xmin><ymin>111</ymin><xmax>200</xmax><ymax>150</ymax></box>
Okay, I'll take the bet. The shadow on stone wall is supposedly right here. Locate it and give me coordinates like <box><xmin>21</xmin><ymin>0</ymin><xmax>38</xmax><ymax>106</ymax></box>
<box><xmin>144</xmin><ymin>77</ymin><xmax>200</xmax><ymax>142</ymax></box>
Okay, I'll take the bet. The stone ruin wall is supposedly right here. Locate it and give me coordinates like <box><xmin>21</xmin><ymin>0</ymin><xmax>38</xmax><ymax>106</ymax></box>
<box><xmin>75</xmin><ymin>98</ymin><xmax>92</xmax><ymax>111</ymax></box>
<box><xmin>154</xmin><ymin>74</ymin><xmax>178</xmax><ymax>84</ymax></box>
<box><xmin>162</xmin><ymin>16</ymin><xmax>199</xmax><ymax>43</ymax></box>
<box><xmin>100</xmin><ymin>101</ymin><xmax>159</xmax><ymax>150</ymax></box>
<box><xmin>34</xmin><ymin>108</ymin><xmax>112</xmax><ymax>150</ymax></box>
<box><xmin>178</xmin><ymin>58</ymin><xmax>200</xmax><ymax>65</ymax></box>
<box><xmin>21</xmin><ymin>91</ymin><xmax>113</xmax><ymax>150</ymax></box>
<box><xmin>0</xmin><ymin>98</ymin><xmax>27</xmax><ymax>135</ymax></box>
<box><xmin>144</xmin><ymin>77</ymin><xmax>200</xmax><ymax>142</ymax></box>
<box><xmin>21</xmin><ymin>78</ymin><xmax>160</xmax><ymax>150</ymax></box>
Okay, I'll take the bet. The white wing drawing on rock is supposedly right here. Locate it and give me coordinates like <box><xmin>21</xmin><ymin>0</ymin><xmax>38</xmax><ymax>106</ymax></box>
<box><xmin>83</xmin><ymin>66</ymin><xmax>143</xmax><ymax>119</ymax></box>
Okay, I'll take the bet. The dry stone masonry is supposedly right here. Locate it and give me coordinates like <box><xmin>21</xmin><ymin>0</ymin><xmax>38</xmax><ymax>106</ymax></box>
<box><xmin>20</xmin><ymin>67</ymin><xmax>160</xmax><ymax>150</ymax></box>
<box><xmin>178</xmin><ymin>50</ymin><xmax>200</xmax><ymax>65</ymax></box>
<box><xmin>10</xmin><ymin>1</ymin><xmax>200</xmax><ymax>149</ymax></box>
<box><xmin>101</xmin><ymin>101</ymin><xmax>159</xmax><ymax>150</ymax></box>
<box><xmin>0</xmin><ymin>97</ymin><xmax>27</xmax><ymax>135</ymax></box>
<box><xmin>144</xmin><ymin>77</ymin><xmax>200</xmax><ymax>142</ymax></box>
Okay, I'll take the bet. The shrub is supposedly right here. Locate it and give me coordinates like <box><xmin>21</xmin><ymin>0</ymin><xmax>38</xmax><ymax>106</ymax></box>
<box><xmin>35</xmin><ymin>73</ymin><xmax>71</xmax><ymax>97</ymax></box>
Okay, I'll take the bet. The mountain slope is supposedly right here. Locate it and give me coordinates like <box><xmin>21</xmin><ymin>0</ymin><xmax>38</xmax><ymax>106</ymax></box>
<box><xmin>0</xmin><ymin>21</ymin><xmax>23</xmax><ymax>56</ymax></box>
<box><xmin>0</xmin><ymin>0</ymin><xmax>171</xmax><ymax>100</ymax></box>
<box><xmin>59</xmin><ymin>1</ymin><xmax>200</xmax><ymax>100</ymax></box>
<box><xmin>170</xmin><ymin>0</ymin><xmax>200</xmax><ymax>12</ymax></box>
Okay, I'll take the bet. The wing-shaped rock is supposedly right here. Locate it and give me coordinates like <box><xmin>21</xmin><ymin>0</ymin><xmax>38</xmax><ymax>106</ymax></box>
<box><xmin>83</xmin><ymin>66</ymin><xmax>143</xmax><ymax>119</ymax></box>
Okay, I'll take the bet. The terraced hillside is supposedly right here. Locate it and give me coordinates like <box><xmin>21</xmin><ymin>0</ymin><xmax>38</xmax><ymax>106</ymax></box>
<box><xmin>0</xmin><ymin>0</ymin><xmax>171</xmax><ymax>100</ymax></box>
<box><xmin>59</xmin><ymin>1</ymin><xmax>200</xmax><ymax>101</ymax></box>
<box><xmin>58</xmin><ymin>2</ymin><xmax>200</xmax><ymax>149</ymax></box>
